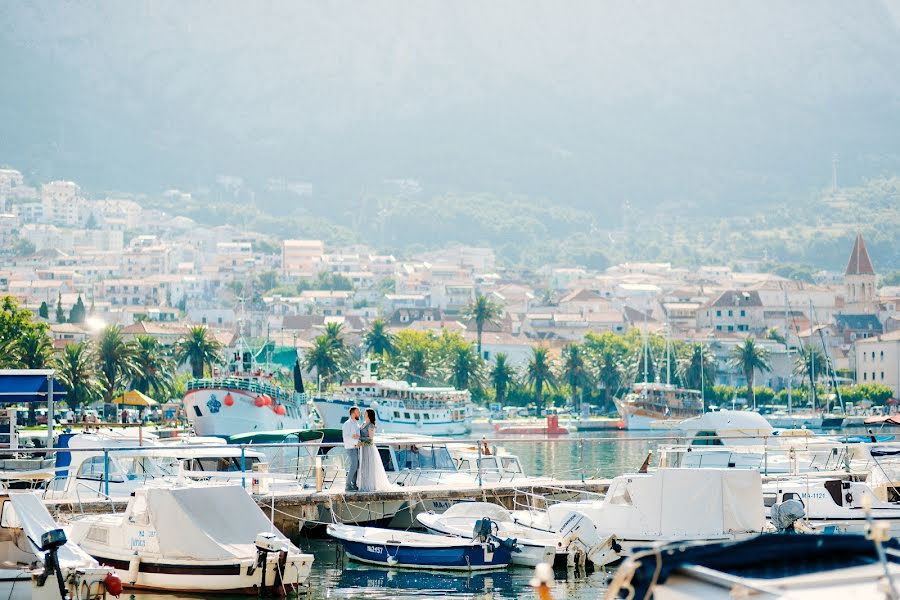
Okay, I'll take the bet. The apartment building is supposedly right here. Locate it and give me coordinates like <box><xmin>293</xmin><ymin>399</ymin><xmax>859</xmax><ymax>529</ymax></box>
<box><xmin>282</xmin><ymin>239</ymin><xmax>324</xmax><ymax>278</ymax></box>
<box><xmin>855</xmin><ymin>331</ymin><xmax>900</xmax><ymax>397</ymax></box>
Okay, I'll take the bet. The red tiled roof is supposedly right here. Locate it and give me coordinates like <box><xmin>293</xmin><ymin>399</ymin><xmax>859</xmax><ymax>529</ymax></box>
<box><xmin>845</xmin><ymin>232</ymin><xmax>875</xmax><ymax>276</ymax></box>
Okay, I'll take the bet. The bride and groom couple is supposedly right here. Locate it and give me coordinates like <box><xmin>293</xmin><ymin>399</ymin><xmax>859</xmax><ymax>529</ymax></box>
<box><xmin>342</xmin><ymin>406</ymin><xmax>393</xmax><ymax>492</ymax></box>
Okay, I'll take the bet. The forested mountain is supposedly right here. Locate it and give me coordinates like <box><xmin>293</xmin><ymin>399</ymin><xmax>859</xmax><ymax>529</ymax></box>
<box><xmin>2</xmin><ymin>1</ymin><xmax>899</xmax><ymax>270</ymax></box>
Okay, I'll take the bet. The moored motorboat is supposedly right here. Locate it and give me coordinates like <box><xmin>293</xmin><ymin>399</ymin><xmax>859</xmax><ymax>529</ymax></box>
<box><xmin>327</xmin><ymin>523</ymin><xmax>514</xmax><ymax>571</ymax></box>
<box><xmin>417</xmin><ymin>501</ymin><xmax>618</xmax><ymax>568</ymax></box>
<box><xmin>0</xmin><ymin>491</ymin><xmax>118</xmax><ymax>600</ymax></box>
<box><xmin>68</xmin><ymin>483</ymin><xmax>314</xmax><ymax>594</ymax></box>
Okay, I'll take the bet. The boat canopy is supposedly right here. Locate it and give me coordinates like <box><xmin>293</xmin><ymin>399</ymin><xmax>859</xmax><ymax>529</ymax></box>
<box><xmin>7</xmin><ymin>491</ymin><xmax>99</xmax><ymax>569</ymax></box>
<box><xmin>141</xmin><ymin>485</ymin><xmax>297</xmax><ymax>560</ymax></box>
<box><xmin>227</xmin><ymin>428</ymin><xmax>336</xmax><ymax>445</ymax></box>
<box><xmin>596</xmin><ymin>468</ymin><xmax>764</xmax><ymax>537</ymax></box>
<box><xmin>676</xmin><ymin>410</ymin><xmax>773</xmax><ymax>443</ymax></box>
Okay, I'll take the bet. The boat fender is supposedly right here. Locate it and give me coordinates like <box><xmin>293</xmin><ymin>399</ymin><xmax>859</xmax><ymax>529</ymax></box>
<box><xmin>104</xmin><ymin>572</ymin><xmax>123</xmax><ymax>598</ymax></box>
<box><xmin>127</xmin><ymin>556</ymin><xmax>140</xmax><ymax>584</ymax></box>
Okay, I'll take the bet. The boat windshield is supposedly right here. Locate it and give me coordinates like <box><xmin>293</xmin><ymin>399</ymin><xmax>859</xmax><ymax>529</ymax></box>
<box><xmin>396</xmin><ymin>446</ymin><xmax>455</xmax><ymax>471</ymax></box>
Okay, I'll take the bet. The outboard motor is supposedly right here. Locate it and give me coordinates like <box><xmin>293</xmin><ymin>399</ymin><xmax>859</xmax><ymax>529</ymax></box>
<box><xmin>473</xmin><ymin>518</ymin><xmax>498</xmax><ymax>542</ymax></box>
<box><xmin>771</xmin><ymin>499</ymin><xmax>806</xmax><ymax>533</ymax></box>
<box><xmin>253</xmin><ymin>532</ymin><xmax>287</xmax><ymax>597</ymax></box>
<box><xmin>35</xmin><ymin>528</ymin><xmax>69</xmax><ymax>599</ymax></box>
<box><xmin>559</xmin><ymin>511</ymin><xmax>622</xmax><ymax>568</ymax></box>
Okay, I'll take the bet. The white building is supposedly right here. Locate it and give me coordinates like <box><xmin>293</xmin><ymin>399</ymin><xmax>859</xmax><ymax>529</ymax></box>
<box><xmin>41</xmin><ymin>181</ymin><xmax>89</xmax><ymax>226</ymax></box>
<box><xmin>282</xmin><ymin>239</ymin><xmax>324</xmax><ymax>278</ymax></box>
<box><xmin>855</xmin><ymin>331</ymin><xmax>900</xmax><ymax>397</ymax></box>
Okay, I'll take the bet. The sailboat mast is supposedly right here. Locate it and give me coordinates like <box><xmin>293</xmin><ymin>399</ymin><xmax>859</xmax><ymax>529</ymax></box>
<box><xmin>784</xmin><ymin>288</ymin><xmax>792</xmax><ymax>417</ymax></box>
<box><xmin>809</xmin><ymin>300</ymin><xmax>816</xmax><ymax>412</ymax></box>
<box><xmin>665</xmin><ymin>321</ymin><xmax>671</xmax><ymax>386</ymax></box>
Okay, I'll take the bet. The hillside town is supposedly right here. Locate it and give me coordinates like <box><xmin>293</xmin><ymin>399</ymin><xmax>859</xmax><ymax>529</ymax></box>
<box><xmin>1</xmin><ymin>166</ymin><xmax>899</xmax><ymax>406</ymax></box>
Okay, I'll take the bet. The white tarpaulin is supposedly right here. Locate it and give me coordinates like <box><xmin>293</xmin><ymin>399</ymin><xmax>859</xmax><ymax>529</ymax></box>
<box><xmin>146</xmin><ymin>485</ymin><xmax>297</xmax><ymax>561</ymax></box>
<box><xmin>8</xmin><ymin>492</ymin><xmax>99</xmax><ymax>569</ymax></box>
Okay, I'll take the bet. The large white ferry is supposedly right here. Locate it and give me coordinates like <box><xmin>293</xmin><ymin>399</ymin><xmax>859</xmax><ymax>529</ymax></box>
<box><xmin>313</xmin><ymin>380</ymin><xmax>471</xmax><ymax>436</ymax></box>
<box><xmin>614</xmin><ymin>382</ymin><xmax>703</xmax><ymax>430</ymax></box>
<box><xmin>183</xmin><ymin>348</ymin><xmax>315</xmax><ymax>437</ymax></box>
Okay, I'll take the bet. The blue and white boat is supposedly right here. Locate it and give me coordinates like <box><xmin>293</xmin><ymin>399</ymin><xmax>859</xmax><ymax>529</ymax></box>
<box><xmin>326</xmin><ymin>524</ymin><xmax>514</xmax><ymax>571</ymax></box>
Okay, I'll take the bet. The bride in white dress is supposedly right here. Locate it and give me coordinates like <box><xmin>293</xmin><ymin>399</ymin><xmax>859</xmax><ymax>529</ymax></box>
<box><xmin>357</xmin><ymin>408</ymin><xmax>396</xmax><ymax>492</ymax></box>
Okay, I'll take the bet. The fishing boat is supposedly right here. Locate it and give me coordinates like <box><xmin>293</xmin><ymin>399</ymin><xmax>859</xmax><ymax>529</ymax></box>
<box><xmin>68</xmin><ymin>484</ymin><xmax>314</xmax><ymax>594</ymax></box>
<box><xmin>313</xmin><ymin>379</ymin><xmax>471</xmax><ymax>436</ymax></box>
<box><xmin>327</xmin><ymin>523</ymin><xmax>515</xmax><ymax>571</ymax></box>
<box><xmin>0</xmin><ymin>491</ymin><xmax>119</xmax><ymax>600</ymax></box>
<box><xmin>606</xmin><ymin>534</ymin><xmax>900</xmax><ymax>599</ymax></box>
<box><xmin>417</xmin><ymin>501</ymin><xmax>618</xmax><ymax>568</ymax></box>
<box><xmin>184</xmin><ymin>344</ymin><xmax>316</xmax><ymax>437</ymax></box>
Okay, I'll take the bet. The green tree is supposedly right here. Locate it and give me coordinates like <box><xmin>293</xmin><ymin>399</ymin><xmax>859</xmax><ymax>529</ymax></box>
<box><xmin>69</xmin><ymin>294</ymin><xmax>86</xmax><ymax>324</ymax></box>
<box><xmin>131</xmin><ymin>335</ymin><xmax>174</xmax><ymax>399</ymax></box>
<box><xmin>17</xmin><ymin>328</ymin><xmax>54</xmax><ymax>426</ymax></box>
<box><xmin>38</xmin><ymin>301</ymin><xmax>49</xmax><ymax>319</ymax></box>
<box><xmin>560</xmin><ymin>344</ymin><xmax>590</xmax><ymax>411</ymax></box>
<box><xmin>323</xmin><ymin>322</ymin><xmax>346</xmax><ymax>351</ymax></box>
<box><xmin>464</xmin><ymin>294</ymin><xmax>502</xmax><ymax>358</ymax></box>
<box><xmin>490</xmin><ymin>353</ymin><xmax>516</xmax><ymax>405</ymax></box>
<box><xmin>595</xmin><ymin>351</ymin><xmax>623</xmax><ymax>411</ymax></box>
<box><xmin>96</xmin><ymin>325</ymin><xmax>139</xmax><ymax>404</ymax></box>
<box><xmin>450</xmin><ymin>344</ymin><xmax>482</xmax><ymax>391</ymax></box>
<box><xmin>364</xmin><ymin>319</ymin><xmax>395</xmax><ymax>357</ymax></box>
<box><xmin>304</xmin><ymin>334</ymin><xmax>343</xmax><ymax>389</ymax></box>
<box><xmin>55</xmin><ymin>292</ymin><xmax>65</xmax><ymax>323</ymax></box>
<box><xmin>174</xmin><ymin>326</ymin><xmax>223</xmax><ymax>379</ymax></box>
<box><xmin>795</xmin><ymin>344</ymin><xmax>827</xmax><ymax>408</ymax></box>
<box><xmin>728</xmin><ymin>337</ymin><xmax>771</xmax><ymax>410</ymax></box>
<box><xmin>54</xmin><ymin>342</ymin><xmax>102</xmax><ymax>415</ymax></box>
<box><xmin>526</xmin><ymin>346</ymin><xmax>557</xmax><ymax>413</ymax></box>
<box><xmin>677</xmin><ymin>343</ymin><xmax>715</xmax><ymax>391</ymax></box>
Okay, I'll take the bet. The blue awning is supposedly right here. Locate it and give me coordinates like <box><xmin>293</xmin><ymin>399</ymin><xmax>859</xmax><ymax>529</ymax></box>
<box><xmin>0</xmin><ymin>372</ymin><xmax>68</xmax><ymax>404</ymax></box>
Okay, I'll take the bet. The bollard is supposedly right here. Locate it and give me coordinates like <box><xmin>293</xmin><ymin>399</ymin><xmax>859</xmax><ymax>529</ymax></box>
<box><xmin>315</xmin><ymin>456</ymin><xmax>324</xmax><ymax>492</ymax></box>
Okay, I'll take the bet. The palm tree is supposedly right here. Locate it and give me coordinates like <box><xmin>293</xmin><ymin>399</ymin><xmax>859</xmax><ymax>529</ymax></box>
<box><xmin>403</xmin><ymin>346</ymin><xmax>431</xmax><ymax>383</ymax></box>
<box><xmin>54</xmin><ymin>342</ymin><xmax>101</xmax><ymax>416</ymax></box>
<box><xmin>526</xmin><ymin>346</ymin><xmax>556</xmax><ymax>414</ymax></box>
<box><xmin>323</xmin><ymin>322</ymin><xmax>346</xmax><ymax>351</ymax></box>
<box><xmin>464</xmin><ymin>294</ymin><xmax>502</xmax><ymax>358</ymax></box>
<box><xmin>174</xmin><ymin>325</ymin><xmax>223</xmax><ymax>379</ymax></box>
<box><xmin>131</xmin><ymin>335</ymin><xmax>174</xmax><ymax>399</ymax></box>
<box><xmin>304</xmin><ymin>334</ymin><xmax>342</xmax><ymax>389</ymax></box>
<box><xmin>596</xmin><ymin>351</ymin><xmax>622</xmax><ymax>412</ymax></box>
<box><xmin>96</xmin><ymin>325</ymin><xmax>139</xmax><ymax>405</ymax></box>
<box><xmin>490</xmin><ymin>353</ymin><xmax>516</xmax><ymax>404</ymax></box>
<box><xmin>728</xmin><ymin>337</ymin><xmax>771</xmax><ymax>410</ymax></box>
<box><xmin>677</xmin><ymin>343</ymin><xmax>715</xmax><ymax>391</ymax></box>
<box><xmin>795</xmin><ymin>344</ymin><xmax>827</xmax><ymax>408</ymax></box>
<box><xmin>450</xmin><ymin>345</ymin><xmax>482</xmax><ymax>391</ymax></box>
<box><xmin>560</xmin><ymin>344</ymin><xmax>590</xmax><ymax>413</ymax></box>
<box><xmin>364</xmin><ymin>319</ymin><xmax>395</xmax><ymax>357</ymax></box>
<box><xmin>18</xmin><ymin>328</ymin><xmax>54</xmax><ymax>369</ymax></box>
<box><xmin>0</xmin><ymin>337</ymin><xmax>21</xmax><ymax>368</ymax></box>
<box><xmin>18</xmin><ymin>329</ymin><xmax>54</xmax><ymax>426</ymax></box>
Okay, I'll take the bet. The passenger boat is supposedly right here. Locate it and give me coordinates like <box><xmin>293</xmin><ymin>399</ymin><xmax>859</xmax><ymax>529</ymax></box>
<box><xmin>614</xmin><ymin>382</ymin><xmax>703</xmax><ymax>430</ymax></box>
<box><xmin>184</xmin><ymin>344</ymin><xmax>315</xmax><ymax>437</ymax></box>
<box><xmin>327</xmin><ymin>524</ymin><xmax>514</xmax><ymax>571</ymax></box>
<box><xmin>68</xmin><ymin>484</ymin><xmax>314</xmax><ymax>594</ymax></box>
<box><xmin>417</xmin><ymin>501</ymin><xmax>618</xmax><ymax>568</ymax></box>
<box><xmin>313</xmin><ymin>379</ymin><xmax>471</xmax><ymax>436</ymax></box>
<box><xmin>0</xmin><ymin>491</ymin><xmax>118</xmax><ymax>600</ymax></box>
<box><xmin>606</xmin><ymin>534</ymin><xmax>900</xmax><ymax>599</ymax></box>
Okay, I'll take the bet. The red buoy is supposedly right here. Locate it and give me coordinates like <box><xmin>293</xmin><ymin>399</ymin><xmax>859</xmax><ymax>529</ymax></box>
<box><xmin>105</xmin><ymin>572</ymin><xmax>123</xmax><ymax>597</ymax></box>
<box><xmin>223</xmin><ymin>393</ymin><xmax>234</xmax><ymax>407</ymax></box>
<box><xmin>262</xmin><ymin>394</ymin><xmax>272</xmax><ymax>406</ymax></box>
<box><xmin>255</xmin><ymin>397</ymin><xmax>265</xmax><ymax>407</ymax></box>
<box><xmin>274</xmin><ymin>404</ymin><xmax>287</xmax><ymax>416</ymax></box>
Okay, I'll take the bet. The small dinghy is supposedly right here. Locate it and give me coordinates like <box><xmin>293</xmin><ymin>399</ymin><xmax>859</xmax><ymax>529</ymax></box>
<box><xmin>327</xmin><ymin>523</ymin><xmax>515</xmax><ymax>571</ymax></box>
<box><xmin>68</xmin><ymin>483</ymin><xmax>314</xmax><ymax>594</ymax></box>
<box><xmin>0</xmin><ymin>491</ymin><xmax>119</xmax><ymax>600</ymax></box>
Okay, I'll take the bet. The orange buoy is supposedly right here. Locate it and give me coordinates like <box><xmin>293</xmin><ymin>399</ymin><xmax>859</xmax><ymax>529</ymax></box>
<box><xmin>274</xmin><ymin>404</ymin><xmax>287</xmax><ymax>416</ymax></box>
<box><xmin>255</xmin><ymin>397</ymin><xmax>265</xmax><ymax>407</ymax></box>
<box><xmin>223</xmin><ymin>393</ymin><xmax>234</xmax><ymax>407</ymax></box>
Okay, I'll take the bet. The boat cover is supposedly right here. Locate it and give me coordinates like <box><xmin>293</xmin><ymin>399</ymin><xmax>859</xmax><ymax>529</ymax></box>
<box><xmin>597</xmin><ymin>469</ymin><xmax>764</xmax><ymax>537</ymax></box>
<box><xmin>145</xmin><ymin>485</ymin><xmax>297</xmax><ymax>560</ymax></box>
<box><xmin>8</xmin><ymin>492</ymin><xmax>99</xmax><ymax>569</ymax></box>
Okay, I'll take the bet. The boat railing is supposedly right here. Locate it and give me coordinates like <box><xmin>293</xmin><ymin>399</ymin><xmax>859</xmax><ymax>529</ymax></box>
<box><xmin>187</xmin><ymin>377</ymin><xmax>306</xmax><ymax>403</ymax></box>
<box><xmin>18</xmin><ymin>433</ymin><xmax>900</xmax><ymax>495</ymax></box>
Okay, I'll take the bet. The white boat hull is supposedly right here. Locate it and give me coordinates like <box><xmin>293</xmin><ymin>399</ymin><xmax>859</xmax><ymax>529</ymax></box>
<box><xmin>184</xmin><ymin>388</ymin><xmax>311</xmax><ymax>437</ymax></box>
<box><xmin>0</xmin><ymin>567</ymin><xmax>112</xmax><ymax>600</ymax></box>
<box><xmin>92</xmin><ymin>554</ymin><xmax>312</xmax><ymax>593</ymax></box>
<box><xmin>314</xmin><ymin>398</ymin><xmax>469</xmax><ymax>436</ymax></box>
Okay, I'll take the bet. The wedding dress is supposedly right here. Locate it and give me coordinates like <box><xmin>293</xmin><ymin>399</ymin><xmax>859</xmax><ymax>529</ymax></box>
<box><xmin>357</xmin><ymin>423</ymin><xmax>395</xmax><ymax>492</ymax></box>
